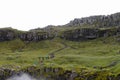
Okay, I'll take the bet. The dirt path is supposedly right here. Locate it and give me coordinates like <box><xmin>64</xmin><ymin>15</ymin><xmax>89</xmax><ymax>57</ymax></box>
<box><xmin>48</xmin><ymin>42</ymin><xmax>68</xmax><ymax>57</ymax></box>
<box><xmin>94</xmin><ymin>60</ymin><xmax>120</xmax><ymax>69</ymax></box>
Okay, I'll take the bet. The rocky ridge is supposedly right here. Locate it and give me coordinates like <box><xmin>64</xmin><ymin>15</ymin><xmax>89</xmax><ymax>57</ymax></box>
<box><xmin>65</xmin><ymin>12</ymin><xmax>120</xmax><ymax>28</ymax></box>
<box><xmin>1</xmin><ymin>12</ymin><xmax>120</xmax><ymax>41</ymax></box>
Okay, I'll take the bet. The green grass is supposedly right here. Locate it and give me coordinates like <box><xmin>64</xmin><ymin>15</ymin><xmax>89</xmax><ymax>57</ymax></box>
<box><xmin>1</xmin><ymin>37</ymin><xmax>120</xmax><ymax>74</ymax></box>
<box><xmin>0</xmin><ymin>39</ymin><xmax>64</xmax><ymax>67</ymax></box>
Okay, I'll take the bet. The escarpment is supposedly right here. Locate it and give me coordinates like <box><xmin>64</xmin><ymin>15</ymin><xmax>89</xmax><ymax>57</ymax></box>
<box><xmin>0</xmin><ymin>28</ymin><xmax>16</xmax><ymax>41</ymax></box>
<box><xmin>65</xmin><ymin>12</ymin><xmax>120</xmax><ymax>28</ymax></box>
<box><xmin>60</xmin><ymin>28</ymin><xmax>119</xmax><ymax>41</ymax></box>
<box><xmin>0</xmin><ymin>27</ymin><xmax>120</xmax><ymax>42</ymax></box>
<box><xmin>1</xmin><ymin>12</ymin><xmax>120</xmax><ymax>42</ymax></box>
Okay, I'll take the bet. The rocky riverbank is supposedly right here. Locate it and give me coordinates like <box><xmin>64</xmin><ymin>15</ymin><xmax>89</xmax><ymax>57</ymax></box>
<box><xmin>0</xmin><ymin>66</ymin><xmax>120</xmax><ymax>80</ymax></box>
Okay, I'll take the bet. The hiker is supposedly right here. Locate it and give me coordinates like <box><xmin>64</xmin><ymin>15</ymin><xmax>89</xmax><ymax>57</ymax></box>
<box><xmin>50</xmin><ymin>53</ymin><xmax>55</xmax><ymax>58</ymax></box>
<box><xmin>38</xmin><ymin>57</ymin><xmax>43</xmax><ymax>64</ymax></box>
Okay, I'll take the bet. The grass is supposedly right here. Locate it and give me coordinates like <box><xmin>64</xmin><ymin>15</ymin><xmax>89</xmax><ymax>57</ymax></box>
<box><xmin>1</xmin><ymin>37</ymin><xmax>120</xmax><ymax>74</ymax></box>
<box><xmin>0</xmin><ymin>39</ymin><xmax>64</xmax><ymax>67</ymax></box>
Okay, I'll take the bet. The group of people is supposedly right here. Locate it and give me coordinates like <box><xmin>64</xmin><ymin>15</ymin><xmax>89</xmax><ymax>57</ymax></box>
<box><xmin>38</xmin><ymin>53</ymin><xmax>55</xmax><ymax>64</ymax></box>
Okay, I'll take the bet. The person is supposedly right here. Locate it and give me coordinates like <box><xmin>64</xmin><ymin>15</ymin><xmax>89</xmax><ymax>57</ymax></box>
<box><xmin>50</xmin><ymin>53</ymin><xmax>55</xmax><ymax>58</ymax></box>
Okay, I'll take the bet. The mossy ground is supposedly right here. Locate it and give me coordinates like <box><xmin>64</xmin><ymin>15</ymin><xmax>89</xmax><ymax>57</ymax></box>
<box><xmin>0</xmin><ymin>37</ymin><xmax>120</xmax><ymax>75</ymax></box>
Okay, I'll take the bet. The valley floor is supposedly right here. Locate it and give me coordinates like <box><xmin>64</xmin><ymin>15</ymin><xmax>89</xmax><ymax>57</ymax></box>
<box><xmin>0</xmin><ymin>37</ymin><xmax>120</xmax><ymax>75</ymax></box>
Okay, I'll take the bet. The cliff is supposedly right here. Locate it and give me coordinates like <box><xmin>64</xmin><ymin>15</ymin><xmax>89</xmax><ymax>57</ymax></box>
<box><xmin>65</xmin><ymin>12</ymin><xmax>120</xmax><ymax>28</ymax></box>
<box><xmin>1</xmin><ymin>12</ymin><xmax>120</xmax><ymax>41</ymax></box>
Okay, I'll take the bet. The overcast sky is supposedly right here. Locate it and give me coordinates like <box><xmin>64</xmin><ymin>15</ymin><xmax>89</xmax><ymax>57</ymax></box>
<box><xmin>0</xmin><ymin>0</ymin><xmax>120</xmax><ymax>31</ymax></box>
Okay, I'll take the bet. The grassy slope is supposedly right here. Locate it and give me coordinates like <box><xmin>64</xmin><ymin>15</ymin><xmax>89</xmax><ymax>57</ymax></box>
<box><xmin>0</xmin><ymin>39</ymin><xmax>64</xmax><ymax>67</ymax></box>
<box><xmin>0</xmin><ymin>37</ymin><xmax>120</xmax><ymax>74</ymax></box>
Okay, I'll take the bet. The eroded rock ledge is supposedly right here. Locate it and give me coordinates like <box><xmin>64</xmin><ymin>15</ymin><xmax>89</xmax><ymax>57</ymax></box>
<box><xmin>2</xmin><ymin>12</ymin><xmax>120</xmax><ymax>42</ymax></box>
<box><xmin>0</xmin><ymin>66</ymin><xmax>120</xmax><ymax>80</ymax></box>
<box><xmin>1</xmin><ymin>27</ymin><xmax>120</xmax><ymax>42</ymax></box>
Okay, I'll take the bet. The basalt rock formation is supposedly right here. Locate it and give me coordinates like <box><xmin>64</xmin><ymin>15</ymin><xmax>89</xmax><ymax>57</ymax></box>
<box><xmin>0</xmin><ymin>28</ymin><xmax>15</xmax><ymax>41</ymax></box>
<box><xmin>19</xmin><ymin>31</ymin><xmax>54</xmax><ymax>41</ymax></box>
<box><xmin>1</xmin><ymin>66</ymin><xmax>120</xmax><ymax>80</ymax></box>
<box><xmin>60</xmin><ymin>28</ymin><xmax>119</xmax><ymax>41</ymax></box>
<box><xmin>0</xmin><ymin>28</ymin><xmax>55</xmax><ymax>42</ymax></box>
<box><xmin>1</xmin><ymin>12</ymin><xmax>120</xmax><ymax>41</ymax></box>
<box><xmin>65</xmin><ymin>12</ymin><xmax>120</xmax><ymax>28</ymax></box>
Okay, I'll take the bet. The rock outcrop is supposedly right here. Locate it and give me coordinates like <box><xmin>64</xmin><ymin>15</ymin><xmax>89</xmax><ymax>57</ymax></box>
<box><xmin>61</xmin><ymin>28</ymin><xmax>118</xmax><ymax>41</ymax></box>
<box><xmin>65</xmin><ymin>12</ymin><xmax>120</xmax><ymax>28</ymax></box>
<box><xmin>0</xmin><ymin>28</ymin><xmax>15</xmax><ymax>41</ymax></box>
<box><xmin>0</xmin><ymin>28</ymin><xmax>55</xmax><ymax>42</ymax></box>
<box><xmin>0</xmin><ymin>27</ymin><xmax>119</xmax><ymax>42</ymax></box>
<box><xmin>1</xmin><ymin>66</ymin><xmax>120</xmax><ymax>80</ymax></box>
<box><xmin>1</xmin><ymin>12</ymin><xmax>120</xmax><ymax>42</ymax></box>
<box><xmin>19</xmin><ymin>31</ymin><xmax>51</xmax><ymax>41</ymax></box>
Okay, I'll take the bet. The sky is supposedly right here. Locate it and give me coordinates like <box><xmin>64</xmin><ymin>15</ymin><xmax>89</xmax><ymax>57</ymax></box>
<box><xmin>0</xmin><ymin>0</ymin><xmax>120</xmax><ymax>31</ymax></box>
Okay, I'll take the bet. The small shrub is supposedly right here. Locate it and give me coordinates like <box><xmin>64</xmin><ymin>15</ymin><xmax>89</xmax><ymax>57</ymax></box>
<box><xmin>6</xmin><ymin>56</ymin><xmax>15</xmax><ymax>60</ymax></box>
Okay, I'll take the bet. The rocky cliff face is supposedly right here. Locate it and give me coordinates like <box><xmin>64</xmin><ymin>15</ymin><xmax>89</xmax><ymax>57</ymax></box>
<box><xmin>65</xmin><ymin>12</ymin><xmax>120</xmax><ymax>28</ymax></box>
<box><xmin>0</xmin><ymin>27</ymin><xmax>119</xmax><ymax>42</ymax></box>
<box><xmin>0</xmin><ymin>28</ymin><xmax>15</xmax><ymax>41</ymax></box>
<box><xmin>19</xmin><ymin>31</ymin><xmax>54</xmax><ymax>41</ymax></box>
<box><xmin>61</xmin><ymin>28</ymin><xmax>118</xmax><ymax>41</ymax></box>
<box><xmin>1</xmin><ymin>12</ymin><xmax>120</xmax><ymax>42</ymax></box>
<box><xmin>0</xmin><ymin>28</ymin><xmax>56</xmax><ymax>42</ymax></box>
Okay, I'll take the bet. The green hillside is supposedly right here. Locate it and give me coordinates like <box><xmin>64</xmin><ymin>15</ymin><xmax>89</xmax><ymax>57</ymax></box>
<box><xmin>2</xmin><ymin>13</ymin><xmax>120</xmax><ymax>79</ymax></box>
<box><xmin>1</xmin><ymin>36</ymin><xmax>120</xmax><ymax>74</ymax></box>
